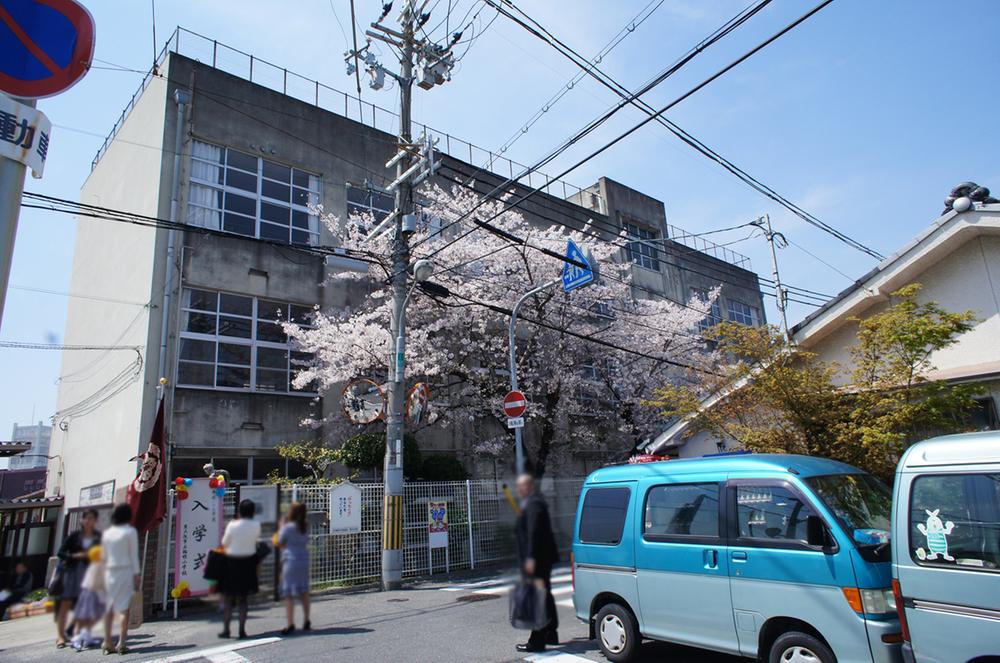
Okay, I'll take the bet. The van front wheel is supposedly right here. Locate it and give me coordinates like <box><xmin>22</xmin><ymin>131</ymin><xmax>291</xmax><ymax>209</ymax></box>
<box><xmin>595</xmin><ymin>603</ymin><xmax>640</xmax><ymax>663</ymax></box>
<box><xmin>769</xmin><ymin>632</ymin><xmax>836</xmax><ymax>663</ymax></box>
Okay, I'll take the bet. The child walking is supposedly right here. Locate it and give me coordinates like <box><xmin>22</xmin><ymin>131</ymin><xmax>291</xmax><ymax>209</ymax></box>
<box><xmin>71</xmin><ymin>545</ymin><xmax>107</xmax><ymax>651</ymax></box>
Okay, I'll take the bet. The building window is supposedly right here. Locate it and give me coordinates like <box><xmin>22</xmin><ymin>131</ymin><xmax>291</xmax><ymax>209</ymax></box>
<box><xmin>727</xmin><ymin>299</ymin><xmax>758</xmax><ymax>326</ymax></box>
<box><xmin>177</xmin><ymin>288</ymin><xmax>316</xmax><ymax>394</ymax></box>
<box><xmin>188</xmin><ymin>140</ymin><xmax>321</xmax><ymax>246</ymax></box>
<box><xmin>346</xmin><ymin>184</ymin><xmax>395</xmax><ymax>229</ymax></box>
<box><xmin>692</xmin><ymin>289</ymin><xmax>723</xmax><ymax>332</ymax></box>
<box><xmin>623</xmin><ymin>221</ymin><xmax>660</xmax><ymax>272</ymax></box>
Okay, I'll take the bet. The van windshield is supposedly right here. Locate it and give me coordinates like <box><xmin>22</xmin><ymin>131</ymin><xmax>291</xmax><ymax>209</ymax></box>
<box><xmin>806</xmin><ymin>473</ymin><xmax>892</xmax><ymax>552</ymax></box>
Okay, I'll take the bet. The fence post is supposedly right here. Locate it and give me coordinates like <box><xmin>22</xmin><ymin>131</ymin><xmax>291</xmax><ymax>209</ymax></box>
<box><xmin>212</xmin><ymin>40</ymin><xmax>217</xmax><ymax>68</ymax></box>
<box><xmin>249</xmin><ymin>55</ymin><xmax>254</xmax><ymax>81</ymax></box>
<box><xmin>465</xmin><ymin>480</ymin><xmax>475</xmax><ymax>570</ymax></box>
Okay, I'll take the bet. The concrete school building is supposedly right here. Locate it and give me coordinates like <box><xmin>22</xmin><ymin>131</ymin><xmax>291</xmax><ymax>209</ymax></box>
<box><xmin>648</xmin><ymin>194</ymin><xmax>1000</xmax><ymax>458</ymax></box>
<box><xmin>46</xmin><ymin>27</ymin><xmax>764</xmax><ymax>543</ymax></box>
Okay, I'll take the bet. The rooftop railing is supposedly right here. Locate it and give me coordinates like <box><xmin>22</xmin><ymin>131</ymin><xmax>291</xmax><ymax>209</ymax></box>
<box><xmin>90</xmin><ymin>27</ymin><xmax>600</xmax><ymax>206</ymax></box>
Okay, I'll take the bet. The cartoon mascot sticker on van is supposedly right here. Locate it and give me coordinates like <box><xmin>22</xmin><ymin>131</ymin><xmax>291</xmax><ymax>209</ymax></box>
<box><xmin>915</xmin><ymin>509</ymin><xmax>955</xmax><ymax>561</ymax></box>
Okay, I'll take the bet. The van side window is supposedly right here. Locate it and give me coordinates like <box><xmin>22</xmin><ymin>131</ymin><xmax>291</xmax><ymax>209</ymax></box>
<box><xmin>909</xmin><ymin>474</ymin><xmax>1000</xmax><ymax>573</ymax></box>
<box><xmin>644</xmin><ymin>483</ymin><xmax>719</xmax><ymax>538</ymax></box>
<box><xmin>736</xmin><ymin>485</ymin><xmax>815</xmax><ymax>543</ymax></box>
<box><xmin>579</xmin><ymin>487</ymin><xmax>631</xmax><ymax>545</ymax></box>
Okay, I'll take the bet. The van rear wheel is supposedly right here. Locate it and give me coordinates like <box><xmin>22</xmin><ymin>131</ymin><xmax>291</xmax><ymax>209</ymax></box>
<box><xmin>595</xmin><ymin>603</ymin><xmax>640</xmax><ymax>663</ymax></box>
<box><xmin>769</xmin><ymin>632</ymin><xmax>836</xmax><ymax>663</ymax></box>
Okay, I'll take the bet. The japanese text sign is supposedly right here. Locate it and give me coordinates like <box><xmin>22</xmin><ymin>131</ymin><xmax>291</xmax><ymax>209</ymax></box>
<box><xmin>0</xmin><ymin>93</ymin><xmax>50</xmax><ymax>177</ymax></box>
<box><xmin>174</xmin><ymin>478</ymin><xmax>222</xmax><ymax>597</ymax></box>
<box><xmin>329</xmin><ymin>482</ymin><xmax>362</xmax><ymax>534</ymax></box>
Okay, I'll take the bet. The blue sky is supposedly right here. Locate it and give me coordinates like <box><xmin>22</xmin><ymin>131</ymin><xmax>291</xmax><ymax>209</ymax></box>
<box><xmin>2</xmin><ymin>0</ymin><xmax>999</xmax><ymax>446</ymax></box>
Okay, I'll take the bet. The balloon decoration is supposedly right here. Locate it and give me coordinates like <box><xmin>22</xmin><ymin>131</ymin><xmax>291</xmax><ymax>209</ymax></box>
<box><xmin>207</xmin><ymin>473</ymin><xmax>227</xmax><ymax>497</ymax></box>
<box><xmin>174</xmin><ymin>477</ymin><xmax>190</xmax><ymax>500</ymax></box>
<box><xmin>169</xmin><ymin>579</ymin><xmax>191</xmax><ymax>599</ymax></box>
<box><xmin>87</xmin><ymin>545</ymin><xmax>103</xmax><ymax>563</ymax></box>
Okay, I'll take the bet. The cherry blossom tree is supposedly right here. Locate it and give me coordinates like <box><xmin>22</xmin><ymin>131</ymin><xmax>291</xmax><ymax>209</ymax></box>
<box><xmin>287</xmin><ymin>183</ymin><xmax>715</xmax><ymax>476</ymax></box>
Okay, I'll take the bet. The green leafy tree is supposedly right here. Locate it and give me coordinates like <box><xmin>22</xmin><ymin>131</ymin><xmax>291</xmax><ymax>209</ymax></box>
<box><xmin>648</xmin><ymin>284</ymin><xmax>981</xmax><ymax>478</ymax></box>
<box><xmin>339</xmin><ymin>432</ymin><xmax>423</xmax><ymax>480</ymax></box>
<box><xmin>270</xmin><ymin>440</ymin><xmax>342</xmax><ymax>484</ymax></box>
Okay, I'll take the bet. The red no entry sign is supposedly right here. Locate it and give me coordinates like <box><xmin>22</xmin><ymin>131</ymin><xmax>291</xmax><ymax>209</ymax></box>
<box><xmin>0</xmin><ymin>0</ymin><xmax>96</xmax><ymax>99</ymax></box>
<box><xmin>503</xmin><ymin>390</ymin><xmax>527</xmax><ymax>418</ymax></box>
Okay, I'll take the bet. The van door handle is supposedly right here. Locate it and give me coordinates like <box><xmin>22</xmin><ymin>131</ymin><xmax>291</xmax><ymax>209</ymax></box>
<box><xmin>732</xmin><ymin>551</ymin><xmax>748</xmax><ymax>562</ymax></box>
<box><xmin>704</xmin><ymin>549</ymin><xmax>718</xmax><ymax>569</ymax></box>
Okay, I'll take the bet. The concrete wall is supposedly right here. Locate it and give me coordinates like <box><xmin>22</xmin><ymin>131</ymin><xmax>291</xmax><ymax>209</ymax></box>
<box><xmin>47</xmin><ymin>67</ymin><xmax>174</xmax><ymax>515</ymax></box>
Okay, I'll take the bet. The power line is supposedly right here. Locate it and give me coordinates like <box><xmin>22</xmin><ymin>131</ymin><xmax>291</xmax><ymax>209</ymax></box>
<box><xmin>417</xmin><ymin>0</ymin><xmax>835</xmax><ymax>259</ymax></box>
<box><xmin>491</xmin><ymin>0</ymin><xmax>883</xmax><ymax>262</ymax></box>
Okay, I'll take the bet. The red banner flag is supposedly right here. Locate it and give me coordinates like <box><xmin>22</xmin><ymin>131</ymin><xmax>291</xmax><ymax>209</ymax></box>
<box><xmin>127</xmin><ymin>399</ymin><xmax>166</xmax><ymax>533</ymax></box>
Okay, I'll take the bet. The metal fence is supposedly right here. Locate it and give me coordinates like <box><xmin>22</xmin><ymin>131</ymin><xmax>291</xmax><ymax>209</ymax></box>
<box><xmin>162</xmin><ymin>478</ymin><xmax>584</xmax><ymax>608</ymax></box>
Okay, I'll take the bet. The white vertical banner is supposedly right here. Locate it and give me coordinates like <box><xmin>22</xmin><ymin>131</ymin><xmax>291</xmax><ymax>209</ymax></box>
<box><xmin>174</xmin><ymin>478</ymin><xmax>223</xmax><ymax>597</ymax></box>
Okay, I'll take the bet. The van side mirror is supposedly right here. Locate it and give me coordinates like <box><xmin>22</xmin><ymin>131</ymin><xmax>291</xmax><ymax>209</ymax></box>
<box><xmin>806</xmin><ymin>515</ymin><xmax>832</xmax><ymax>549</ymax></box>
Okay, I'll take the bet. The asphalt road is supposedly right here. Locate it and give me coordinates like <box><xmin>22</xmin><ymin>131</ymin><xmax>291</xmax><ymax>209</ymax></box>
<box><xmin>0</xmin><ymin>566</ymin><xmax>740</xmax><ymax>663</ymax></box>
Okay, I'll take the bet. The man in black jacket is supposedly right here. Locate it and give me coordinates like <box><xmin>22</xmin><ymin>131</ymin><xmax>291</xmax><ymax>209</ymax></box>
<box><xmin>514</xmin><ymin>473</ymin><xmax>559</xmax><ymax>653</ymax></box>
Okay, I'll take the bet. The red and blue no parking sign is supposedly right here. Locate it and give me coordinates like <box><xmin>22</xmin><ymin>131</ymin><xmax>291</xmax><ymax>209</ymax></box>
<box><xmin>0</xmin><ymin>0</ymin><xmax>95</xmax><ymax>99</ymax></box>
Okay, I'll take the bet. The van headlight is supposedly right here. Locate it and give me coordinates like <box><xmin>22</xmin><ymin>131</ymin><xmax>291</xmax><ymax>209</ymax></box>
<box><xmin>860</xmin><ymin>588</ymin><xmax>895</xmax><ymax>615</ymax></box>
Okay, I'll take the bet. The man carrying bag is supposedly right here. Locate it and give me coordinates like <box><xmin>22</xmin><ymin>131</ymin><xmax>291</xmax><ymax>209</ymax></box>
<box><xmin>511</xmin><ymin>473</ymin><xmax>559</xmax><ymax>653</ymax></box>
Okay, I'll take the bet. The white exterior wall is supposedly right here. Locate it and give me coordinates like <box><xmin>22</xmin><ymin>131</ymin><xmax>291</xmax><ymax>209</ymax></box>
<box><xmin>46</xmin><ymin>72</ymin><xmax>173</xmax><ymax>514</ymax></box>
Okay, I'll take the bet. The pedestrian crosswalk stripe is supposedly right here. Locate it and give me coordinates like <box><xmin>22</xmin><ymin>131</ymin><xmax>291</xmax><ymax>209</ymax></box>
<box><xmin>522</xmin><ymin>651</ymin><xmax>592</xmax><ymax>662</ymax></box>
<box><xmin>205</xmin><ymin>651</ymin><xmax>250</xmax><ymax>663</ymax></box>
<box><xmin>140</xmin><ymin>637</ymin><xmax>281</xmax><ymax>663</ymax></box>
<box><xmin>556</xmin><ymin>597</ymin><xmax>574</xmax><ymax>608</ymax></box>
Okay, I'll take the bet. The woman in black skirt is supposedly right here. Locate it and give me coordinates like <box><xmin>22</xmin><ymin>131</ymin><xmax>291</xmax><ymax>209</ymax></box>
<box><xmin>54</xmin><ymin>508</ymin><xmax>101</xmax><ymax>648</ymax></box>
<box><xmin>219</xmin><ymin>499</ymin><xmax>261</xmax><ymax>639</ymax></box>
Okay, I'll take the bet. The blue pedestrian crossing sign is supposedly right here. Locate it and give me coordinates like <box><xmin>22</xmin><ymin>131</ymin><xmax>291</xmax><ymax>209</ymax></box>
<box><xmin>561</xmin><ymin>239</ymin><xmax>595</xmax><ymax>292</ymax></box>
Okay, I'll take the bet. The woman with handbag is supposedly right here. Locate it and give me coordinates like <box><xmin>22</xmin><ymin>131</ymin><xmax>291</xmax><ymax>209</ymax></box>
<box><xmin>54</xmin><ymin>508</ymin><xmax>101</xmax><ymax>648</ymax></box>
<box><xmin>101</xmin><ymin>504</ymin><xmax>141</xmax><ymax>655</ymax></box>
<box><xmin>219</xmin><ymin>499</ymin><xmax>261</xmax><ymax>639</ymax></box>
<box><xmin>277</xmin><ymin>501</ymin><xmax>311</xmax><ymax>635</ymax></box>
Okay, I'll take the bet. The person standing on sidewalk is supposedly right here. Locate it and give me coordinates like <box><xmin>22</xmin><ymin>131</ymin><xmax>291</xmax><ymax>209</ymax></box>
<box><xmin>514</xmin><ymin>473</ymin><xmax>560</xmax><ymax>654</ymax></box>
<box><xmin>101</xmin><ymin>504</ymin><xmax>141</xmax><ymax>655</ymax></box>
<box><xmin>219</xmin><ymin>499</ymin><xmax>261</xmax><ymax>639</ymax></box>
<box><xmin>277</xmin><ymin>501</ymin><xmax>311</xmax><ymax>635</ymax></box>
<box><xmin>54</xmin><ymin>508</ymin><xmax>101</xmax><ymax>648</ymax></box>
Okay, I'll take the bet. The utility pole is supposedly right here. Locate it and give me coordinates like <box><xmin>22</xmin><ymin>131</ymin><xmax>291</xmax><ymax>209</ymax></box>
<box><xmin>348</xmin><ymin>0</ymin><xmax>454</xmax><ymax>591</ymax></box>
<box><xmin>753</xmin><ymin>214</ymin><xmax>789</xmax><ymax>337</ymax></box>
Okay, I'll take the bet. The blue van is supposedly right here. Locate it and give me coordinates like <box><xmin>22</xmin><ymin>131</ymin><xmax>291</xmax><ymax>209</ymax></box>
<box><xmin>572</xmin><ymin>454</ymin><xmax>901</xmax><ymax>663</ymax></box>
<box><xmin>891</xmin><ymin>432</ymin><xmax>1000</xmax><ymax>663</ymax></box>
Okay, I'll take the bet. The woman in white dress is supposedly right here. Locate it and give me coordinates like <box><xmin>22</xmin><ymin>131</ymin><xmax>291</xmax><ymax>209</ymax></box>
<box><xmin>101</xmin><ymin>504</ymin><xmax>140</xmax><ymax>655</ymax></box>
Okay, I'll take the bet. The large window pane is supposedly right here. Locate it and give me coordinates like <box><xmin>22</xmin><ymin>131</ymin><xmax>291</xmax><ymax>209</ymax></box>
<box><xmin>261</xmin><ymin>202</ymin><xmax>290</xmax><ymax>225</ymax></box>
<box><xmin>223</xmin><ymin>213</ymin><xmax>254</xmax><ymax>236</ymax></box>
<box><xmin>217</xmin><ymin>366</ymin><xmax>251</xmax><ymax>388</ymax></box>
<box><xmin>257</xmin><ymin>347</ymin><xmax>288</xmax><ymax>369</ymax></box>
<box><xmin>579</xmin><ymin>487</ymin><xmax>631</xmax><ymax>545</ymax></box>
<box><xmin>262</xmin><ymin>179</ymin><xmax>290</xmax><ymax>203</ymax></box>
<box><xmin>257</xmin><ymin>321</ymin><xmax>286</xmax><ymax>343</ymax></box>
<box><xmin>219</xmin><ymin>293</ymin><xmax>253</xmax><ymax>316</ymax></box>
<box><xmin>184</xmin><ymin>289</ymin><xmax>217</xmax><ymax>311</ymax></box>
<box><xmin>909</xmin><ymin>474</ymin><xmax>1000</xmax><ymax>572</ymax></box>
<box><xmin>262</xmin><ymin>160</ymin><xmax>290</xmax><ymax>183</ymax></box>
<box><xmin>218</xmin><ymin>343</ymin><xmax>251</xmax><ymax>366</ymax></box>
<box><xmin>183</xmin><ymin>311</ymin><xmax>216</xmax><ymax>335</ymax></box>
<box><xmin>256</xmin><ymin>368</ymin><xmax>288</xmax><ymax>392</ymax></box>
<box><xmin>178</xmin><ymin>361</ymin><xmax>214</xmax><ymax>386</ymax></box>
<box><xmin>225</xmin><ymin>168</ymin><xmax>257</xmax><ymax>192</ymax></box>
<box><xmin>226</xmin><ymin>149</ymin><xmax>257</xmax><ymax>172</ymax></box>
<box><xmin>645</xmin><ymin>483</ymin><xmax>719</xmax><ymax>538</ymax></box>
<box><xmin>179</xmin><ymin>338</ymin><xmax>215</xmax><ymax>362</ymax></box>
<box><xmin>260</xmin><ymin>222</ymin><xmax>289</xmax><ymax>243</ymax></box>
<box><xmin>224</xmin><ymin>192</ymin><xmax>256</xmax><ymax>216</ymax></box>
<box><xmin>218</xmin><ymin>315</ymin><xmax>252</xmax><ymax>338</ymax></box>
<box><xmin>257</xmin><ymin>300</ymin><xmax>285</xmax><ymax>321</ymax></box>
<box><xmin>736</xmin><ymin>485</ymin><xmax>815</xmax><ymax>543</ymax></box>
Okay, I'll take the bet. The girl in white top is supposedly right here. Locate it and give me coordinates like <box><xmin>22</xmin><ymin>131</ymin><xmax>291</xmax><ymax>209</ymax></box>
<box><xmin>101</xmin><ymin>504</ymin><xmax>141</xmax><ymax>655</ymax></box>
<box><xmin>219</xmin><ymin>499</ymin><xmax>262</xmax><ymax>639</ymax></box>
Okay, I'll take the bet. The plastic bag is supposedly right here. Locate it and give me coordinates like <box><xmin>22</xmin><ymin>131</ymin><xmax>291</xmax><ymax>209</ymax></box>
<box><xmin>509</xmin><ymin>578</ymin><xmax>549</xmax><ymax>631</ymax></box>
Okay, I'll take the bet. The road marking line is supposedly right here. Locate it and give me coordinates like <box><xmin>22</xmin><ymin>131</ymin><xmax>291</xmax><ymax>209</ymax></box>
<box><xmin>205</xmin><ymin>652</ymin><xmax>249</xmax><ymax>663</ymax></box>
<box><xmin>523</xmin><ymin>651</ymin><xmax>592</xmax><ymax>662</ymax></box>
<box><xmin>551</xmin><ymin>586</ymin><xmax>573</xmax><ymax>597</ymax></box>
<box><xmin>141</xmin><ymin>637</ymin><xmax>281</xmax><ymax>663</ymax></box>
<box><xmin>556</xmin><ymin>597</ymin><xmax>574</xmax><ymax>608</ymax></box>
